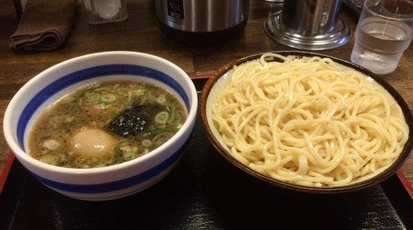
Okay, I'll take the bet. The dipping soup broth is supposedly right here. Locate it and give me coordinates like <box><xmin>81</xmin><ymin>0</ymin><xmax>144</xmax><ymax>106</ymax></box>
<box><xmin>28</xmin><ymin>80</ymin><xmax>187</xmax><ymax>168</ymax></box>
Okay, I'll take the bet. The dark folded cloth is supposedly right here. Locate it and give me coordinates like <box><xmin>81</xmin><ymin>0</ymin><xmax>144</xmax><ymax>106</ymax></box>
<box><xmin>10</xmin><ymin>0</ymin><xmax>78</xmax><ymax>52</ymax></box>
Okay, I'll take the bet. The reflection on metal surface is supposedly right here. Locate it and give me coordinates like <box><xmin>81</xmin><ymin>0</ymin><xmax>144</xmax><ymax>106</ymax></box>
<box><xmin>264</xmin><ymin>0</ymin><xmax>351</xmax><ymax>50</ymax></box>
<box><xmin>261</xmin><ymin>0</ymin><xmax>284</xmax><ymax>2</ymax></box>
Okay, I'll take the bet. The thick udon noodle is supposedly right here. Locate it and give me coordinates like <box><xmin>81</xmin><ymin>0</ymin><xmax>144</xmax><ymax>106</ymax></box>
<box><xmin>210</xmin><ymin>53</ymin><xmax>409</xmax><ymax>187</ymax></box>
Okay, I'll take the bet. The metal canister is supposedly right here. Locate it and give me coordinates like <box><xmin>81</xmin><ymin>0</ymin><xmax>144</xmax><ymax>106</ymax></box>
<box><xmin>154</xmin><ymin>0</ymin><xmax>250</xmax><ymax>45</ymax></box>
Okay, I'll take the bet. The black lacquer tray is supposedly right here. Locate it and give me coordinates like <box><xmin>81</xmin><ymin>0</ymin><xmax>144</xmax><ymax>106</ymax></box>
<box><xmin>1</xmin><ymin>76</ymin><xmax>412</xmax><ymax>230</ymax></box>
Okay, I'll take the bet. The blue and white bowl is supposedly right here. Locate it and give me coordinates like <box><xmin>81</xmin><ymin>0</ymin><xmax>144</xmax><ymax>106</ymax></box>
<box><xmin>3</xmin><ymin>51</ymin><xmax>198</xmax><ymax>201</ymax></box>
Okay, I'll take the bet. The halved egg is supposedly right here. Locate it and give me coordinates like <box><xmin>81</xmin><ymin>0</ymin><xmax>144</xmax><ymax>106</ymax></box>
<box><xmin>69</xmin><ymin>128</ymin><xmax>116</xmax><ymax>157</ymax></box>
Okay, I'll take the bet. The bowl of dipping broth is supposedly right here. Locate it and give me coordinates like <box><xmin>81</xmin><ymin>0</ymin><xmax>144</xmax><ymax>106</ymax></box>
<box><xmin>3</xmin><ymin>51</ymin><xmax>198</xmax><ymax>201</ymax></box>
<box><xmin>200</xmin><ymin>50</ymin><xmax>413</xmax><ymax>194</ymax></box>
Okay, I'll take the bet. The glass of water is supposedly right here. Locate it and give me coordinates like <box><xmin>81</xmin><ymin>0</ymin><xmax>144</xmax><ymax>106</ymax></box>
<box><xmin>350</xmin><ymin>0</ymin><xmax>413</xmax><ymax>75</ymax></box>
<box><xmin>82</xmin><ymin>0</ymin><xmax>128</xmax><ymax>24</ymax></box>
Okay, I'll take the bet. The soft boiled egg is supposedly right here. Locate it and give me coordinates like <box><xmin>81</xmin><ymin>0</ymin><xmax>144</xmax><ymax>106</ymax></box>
<box><xmin>69</xmin><ymin>128</ymin><xmax>116</xmax><ymax>157</ymax></box>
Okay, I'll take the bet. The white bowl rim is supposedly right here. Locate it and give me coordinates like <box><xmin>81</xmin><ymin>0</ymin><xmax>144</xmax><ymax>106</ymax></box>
<box><xmin>3</xmin><ymin>51</ymin><xmax>198</xmax><ymax>176</ymax></box>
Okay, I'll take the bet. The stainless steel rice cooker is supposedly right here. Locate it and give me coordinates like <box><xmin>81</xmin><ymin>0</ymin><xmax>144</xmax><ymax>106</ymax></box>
<box><xmin>154</xmin><ymin>0</ymin><xmax>250</xmax><ymax>44</ymax></box>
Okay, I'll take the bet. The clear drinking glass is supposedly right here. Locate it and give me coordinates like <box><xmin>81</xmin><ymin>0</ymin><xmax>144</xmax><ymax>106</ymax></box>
<box><xmin>350</xmin><ymin>0</ymin><xmax>413</xmax><ymax>75</ymax></box>
<box><xmin>83</xmin><ymin>0</ymin><xmax>128</xmax><ymax>24</ymax></box>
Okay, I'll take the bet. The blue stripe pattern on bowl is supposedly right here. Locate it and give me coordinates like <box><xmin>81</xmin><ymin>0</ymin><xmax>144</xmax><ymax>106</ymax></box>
<box><xmin>17</xmin><ymin>64</ymin><xmax>190</xmax><ymax>149</ymax></box>
<box><xmin>32</xmin><ymin>140</ymin><xmax>188</xmax><ymax>193</ymax></box>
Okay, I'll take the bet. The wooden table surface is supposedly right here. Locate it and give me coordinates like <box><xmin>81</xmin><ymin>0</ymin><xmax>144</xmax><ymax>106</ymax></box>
<box><xmin>1</xmin><ymin>0</ymin><xmax>412</xmax><ymax>189</ymax></box>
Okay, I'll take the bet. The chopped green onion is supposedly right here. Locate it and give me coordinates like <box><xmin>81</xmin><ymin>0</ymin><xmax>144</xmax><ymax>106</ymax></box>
<box><xmin>39</xmin><ymin>154</ymin><xmax>60</xmax><ymax>165</ymax></box>
<box><xmin>43</xmin><ymin>139</ymin><xmax>61</xmax><ymax>150</ymax></box>
<box><xmin>101</xmin><ymin>93</ymin><xmax>117</xmax><ymax>102</ymax></box>
<box><xmin>169</xmin><ymin>113</ymin><xmax>181</xmax><ymax>124</ymax></box>
<box><xmin>156</xmin><ymin>95</ymin><xmax>166</xmax><ymax>104</ymax></box>
<box><xmin>116</xmin><ymin>88</ymin><xmax>129</xmax><ymax>96</ymax></box>
<box><xmin>123</xmin><ymin>151</ymin><xmax>135</xmax><ymax>161</ymax></box>
<box><xmin>142</xmin><ymin>139</ymin><xmax>152</xmax><ymax>147</ymax></box>
<box><xmin>95</xmin><ymin>103</ymin><xmax>109</xmax><ymax>110</ymax></box>
<box><xmin>139</xmin><ymin>91</ymin><xmax>148</xmax><ymax>105</ymax></box>
<box><xmin>152</xmin><ymin>132</ymin><xmax>174</xmax><ymax>146</ymax></box>
<box><xmin>155</xmin><ymin>111</ymin><xmax>169</xmax><ymax>124</ymax></box>
<box><xmin>119</xmin><ymin>140</ymin><xmax>130</xmax><ymax>147</ymax></box>
<box><xmin>85</xmin><ymin>92</ymin><xmax>100</xmax><ymax>102</ymax></box>
<box><xmin>127</xmin><ymin>90</ymin><xmax>133</xmax><ymax>105</ymax></box>
<box><xmin>165</xmin><ymin>103</ymin><xmax>176</xmax><ymax>112</ymax></box>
